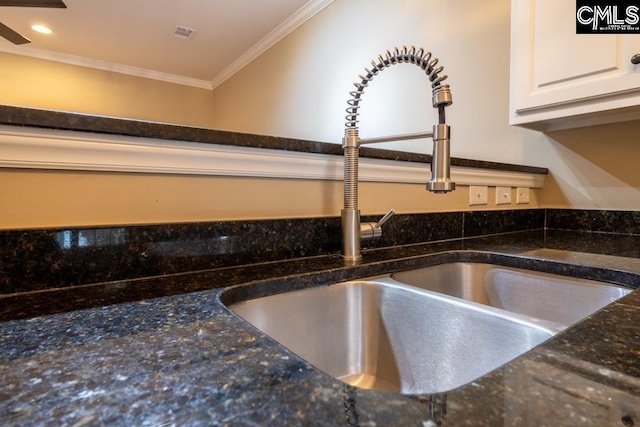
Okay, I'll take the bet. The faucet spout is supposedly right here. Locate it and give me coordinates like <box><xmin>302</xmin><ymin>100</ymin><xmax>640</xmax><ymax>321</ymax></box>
<box><xmin>341</xmin><ymin>45</ymin><xmax>455</xmax><ymax>262</ymax></box>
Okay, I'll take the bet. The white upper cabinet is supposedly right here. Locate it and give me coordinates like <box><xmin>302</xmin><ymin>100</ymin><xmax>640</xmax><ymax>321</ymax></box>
<box><xmin>510</xmin><ymin>0</ymin><xmax>640</xmax><ymax>131</ymax></box>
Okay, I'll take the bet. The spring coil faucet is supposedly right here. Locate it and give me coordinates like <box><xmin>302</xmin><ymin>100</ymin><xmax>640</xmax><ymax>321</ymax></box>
<box><xmin>342</xmin><ymin>45</ymin><xmax>455</xmax><ymax>262</ymax></box>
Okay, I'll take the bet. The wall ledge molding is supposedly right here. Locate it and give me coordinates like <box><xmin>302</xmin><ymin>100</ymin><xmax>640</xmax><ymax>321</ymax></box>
<box><xmin>0</xmin><ymin>126</ymin><xmax>545</xmax><ymax>188</ymax></box>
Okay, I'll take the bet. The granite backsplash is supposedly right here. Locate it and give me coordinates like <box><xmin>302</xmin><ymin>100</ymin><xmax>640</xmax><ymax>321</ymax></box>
<box><xmin>547</xmin><ymin>208</ymin><xmax>640</xmax><ymax>235</ymax></box>
<box><xmin>0</xmin><ymin>209</ymin><xmax>548</xmax><ymax>294</ymax></box>
<box><xmin>2</xmin><ymin>208</ymin><xmax>639</xmax><ymax>297</ymax></box>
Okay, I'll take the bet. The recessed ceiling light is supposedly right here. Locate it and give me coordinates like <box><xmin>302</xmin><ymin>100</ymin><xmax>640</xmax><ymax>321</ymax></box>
<box><xmin>31</xmin><ymin>25</ymin><xmax>53</xmax><ymax>35</ymax></box>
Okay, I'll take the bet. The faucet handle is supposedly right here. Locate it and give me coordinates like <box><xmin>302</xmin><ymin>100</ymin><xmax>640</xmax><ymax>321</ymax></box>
<box><xmin>374</xmin><ymin>209</ymin><xmax>396</xmax><ymax>229</ymax></box>
<box><xmin>361</xmin><ymin>209</ymin><xmax>396</xmax><ymax>241</ymax></box>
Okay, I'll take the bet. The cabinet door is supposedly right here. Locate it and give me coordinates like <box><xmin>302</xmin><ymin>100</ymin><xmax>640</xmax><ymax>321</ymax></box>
<box><xmin>510</xmin><ymin>0</ymin><xmax>640</xmax><ymax>129</ymax></box>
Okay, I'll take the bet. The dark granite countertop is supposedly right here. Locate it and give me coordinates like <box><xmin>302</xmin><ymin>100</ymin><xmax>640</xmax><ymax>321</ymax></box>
<box><xmin>1</xmin><ymin>230</ymin><xmax>639</xmax><ymax>426</ymax></box>
<box><xmin>0</xmin><ymin>104</ymin><xmax>548</xmax><ymax>174</ymax></box>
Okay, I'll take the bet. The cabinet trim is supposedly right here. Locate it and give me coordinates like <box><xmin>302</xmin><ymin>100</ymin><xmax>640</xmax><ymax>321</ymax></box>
<box><xmin>514</xmin><ymin>87</ymin><xmax>640</xmax><ymax>114</ymax></box>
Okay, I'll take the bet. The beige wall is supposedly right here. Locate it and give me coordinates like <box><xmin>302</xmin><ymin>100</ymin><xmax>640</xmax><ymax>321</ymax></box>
<box><xmin>0</xmin><ymin>51</ymin><xmax>217</xmax><ymax>128</ymax></box>
<box><xmin>207</xmin><ymin>0</ymin><xmax>640</xmax><ymax>211</ymax></box>
<box><xmin>0</xmin><ymin>168</ymin><xmax>539</xmax><ymax>230</ymax></box>
<box><xmin>531</xmin><ymin>120</ymin><xmax>640</xmax><ymax>209</ymax></box>
<box><xmin>2</xmin><ymin>0</ymin><xmax>632</xmax><ymax>230</ymax></box>
<box><xmin>209</xmin><ymin>0</ymin><xmax>528</xmax><ymax>165</ymax></box>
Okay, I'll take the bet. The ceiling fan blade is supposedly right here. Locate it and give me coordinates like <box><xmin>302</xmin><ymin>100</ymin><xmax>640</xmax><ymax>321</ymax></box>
<box><xmin>0</xmin><ymin>0</ymin><xmax>66</xmax><ymax>7</ymax></box>
<box><xmin>0</xmin><ymin>22</ymin><xmax>30</xmax><ymax>44</ymax></box>
<box><xmin>0</xmin><ymin>0</ymin><xmax>66</xmax><ymax>45</ymax></box>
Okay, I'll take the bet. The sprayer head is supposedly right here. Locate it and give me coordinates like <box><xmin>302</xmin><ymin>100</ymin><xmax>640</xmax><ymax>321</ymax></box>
<box><xmin>427</xmin><ymin>124</ymin><xmax>455</xmax><ymax>193</ymax></box>
<box><xmin>432</xmin><ymin>84</ymin><xmax>452</xmax><ymax>108</ymax></box>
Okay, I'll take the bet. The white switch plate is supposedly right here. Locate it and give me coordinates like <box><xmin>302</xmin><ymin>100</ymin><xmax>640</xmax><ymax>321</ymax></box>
<box><xmin>495</xmin><ymin>186</ymin><xmax>512</xmax><ymax>205</ymax></box>
<box><xmin>469</xmin><ymin>185</ymin><xmax>488</xmax><ymax>205</ymax></box>
<box><xmin>516</xmin><ymin>187</ymin><xmax>530</xmax><ymax>204</ymax></box>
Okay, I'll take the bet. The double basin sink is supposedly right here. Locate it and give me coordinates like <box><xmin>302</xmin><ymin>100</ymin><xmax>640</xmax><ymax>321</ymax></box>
<box><xmin>226</xmin><ymin>261</ymin><xmax>631</xmax><ymax>395</ymax></box>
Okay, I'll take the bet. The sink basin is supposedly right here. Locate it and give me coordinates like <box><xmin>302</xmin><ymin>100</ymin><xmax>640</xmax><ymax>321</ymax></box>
<box><xmin>226</xmin><ymin>261</ymin><xmax>631</xmax><ymax>395</ymax></box>
<box><xmin>228</xmin><ymin>278</ymin><xmax>558</xmax><ymax>394</ymax></box>
<box><xmin>391</xmin><ymin>262</ymin><xmax>631</xmax><ymax>326</ymax></box>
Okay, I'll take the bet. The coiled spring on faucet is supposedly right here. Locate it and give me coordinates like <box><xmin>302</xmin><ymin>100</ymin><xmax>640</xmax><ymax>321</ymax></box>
<box><xmin>344</xmin><ymin>45</ymin><xmax>448</xmax><ymax>129</ymax></box>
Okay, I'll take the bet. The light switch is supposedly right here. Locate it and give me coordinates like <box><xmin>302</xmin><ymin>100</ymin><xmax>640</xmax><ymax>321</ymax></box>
<box><xmin>495</xmin><ymin>187</ymin><xmax>512</xmax><ymax>205</ymax></box>
<box><xmin>469</xmin><ymin>186</ymin><xmax>488</xmax><ymax>206</ymax></box>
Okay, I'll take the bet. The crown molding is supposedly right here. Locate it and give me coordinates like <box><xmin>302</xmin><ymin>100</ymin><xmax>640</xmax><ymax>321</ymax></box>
<box><xmin>0</xmin><ymin>43</ymin><xmax>214</xmax><ymax>90</ymax></box>
<box><xmin>209</xmin><ymin>0</ymin><xmax>335</xmax><ymax>90</ymax></box>
<box><xmin>0</xmin><ymin>0</ymin><xmax>334</xmax><ymax>91</ymax></box>
<box><xmin>0</xmin><ymin>125</ymin><xmax>545</xmax><ymax>189</ymax></box>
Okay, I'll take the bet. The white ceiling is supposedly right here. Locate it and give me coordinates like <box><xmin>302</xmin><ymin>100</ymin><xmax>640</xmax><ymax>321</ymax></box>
<box><xmin>0</xmin><ymin>0</ymin><xmax>333</xmax><ymax>89</ymax></box>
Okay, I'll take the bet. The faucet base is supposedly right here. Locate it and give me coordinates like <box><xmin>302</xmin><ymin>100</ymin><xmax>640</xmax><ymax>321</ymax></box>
<box><xmin>427</xmin><ymin>181</ymin><xmax>456</xmax><ymax>193</ymax></box>
<box><xmin>341</xmin><ymin>209</ymin><xmax>362</xmax><ymax>261</ymax></box>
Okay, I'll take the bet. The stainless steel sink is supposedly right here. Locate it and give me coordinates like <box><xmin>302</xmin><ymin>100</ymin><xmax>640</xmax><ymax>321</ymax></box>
<box><xmin>391</xmin><ymin>262</ymin><xmax>631</xmax><ymax>326</ymax></box>
<box><xmin>227</xmin><ymin>262</ymin><xmax>631</xmax><ymax>395</ymax></box>
<box><xmin>228</xmin><ymin>278</ymin><xmax>559</xmax><ymax>394</ymax></box>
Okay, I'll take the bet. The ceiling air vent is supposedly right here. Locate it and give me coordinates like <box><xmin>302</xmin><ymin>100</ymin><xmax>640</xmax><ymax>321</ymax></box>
<box><xmin>172</xmin><ymin>25</ymin><xmax>196</xmax><ymax>40</ymax></box>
